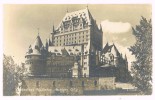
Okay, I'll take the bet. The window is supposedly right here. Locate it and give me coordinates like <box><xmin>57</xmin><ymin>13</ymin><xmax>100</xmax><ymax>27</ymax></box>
<box><xmin>84</xmin><ymin>62</ymin><xmax>87</xmax><ymax>65</ymax></box>
<box><xmin>94</xmin><ymin>80</ymin><xmax>97</xmax><ymax>86</ymax></box>
<box><xmin>70</xmin><ymin>81</ymin><xmax>73</xmax><ymax>87</ymax></box>
<box><xmin>29</xmin><ymin>62</ymin><xmax>33</xmax><ymax>64</ymax></box>
<box><xmin>82</xmin><ymin>81</ymin><xmax>84</xmax><ymax>87</ymax></box>
<box><xmin>35</xmin><ymin>45</ymin><xmax>38</xmax><ymax>49</ymax></box>
<box><xmin>84</xmin><ymin>73</ymin><xmax>86</xmax><ymax>77</ymax></box>
<box><xmin>53</xmin><ymin>81</ymin><xmax>55</xmax><ymax>87</ymax></box>
<box><xmin>28</xmin><ymin>56</ymin><xmax>31</xmax><ymax>59</ymax></box>
<box><xmin>36</xmin><ymin>81</ymin><xmax>40</xmax><ymax>88</ymax></box>
<box><xmin>84</xmin><ymin>67</ymin><xmax>87</xmax><ymax>70</ymax></box>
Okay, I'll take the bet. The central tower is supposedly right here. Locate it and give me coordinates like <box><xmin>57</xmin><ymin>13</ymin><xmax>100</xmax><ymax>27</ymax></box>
<box><xmin>49</xmin><ymin>8</ymin><xmax>103</xmax><ymax>77</ymax></box>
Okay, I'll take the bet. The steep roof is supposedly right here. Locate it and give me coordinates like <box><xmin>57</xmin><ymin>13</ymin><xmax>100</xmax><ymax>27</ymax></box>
<box><xmin>32</xmin><ymin>35</ymin><xmax>43</xmax><ymax>49</ymax></box>
<box><xmin>124</xmin><ymin>54</ymin><xmax>127</xmax><ymax>61</ymax></box>
<box><xmin>56</xmin><ymin>8</ymin><xmax>93</xmax><ymax>30</ymax></box>
<box><xmin>26</xmin><ymin>35</ymin><xmax>43</xmax><ymax>55</ymax></box>
<box><xmin>48</xmin><ymin>45</ymin><xmax>82</xmax><ymax>56</ymax></box>
<box><xmin>61</xmin><ymin>48</ymin><xmax>69</xmax><ymax>56</ymax></box>
<box><xmin>102</xmin><ymin>43</ymin><xmax>120</xmax><ymax>57</ymax></box>
<box><xmin>102</xmin><ymin>42</ymin><xmax>109</xmax><ymax>53</ymax></box>
<box><xmin>102</xmin><ymin>42</ymin><xmax>112</xmax><ymax>54</ymax></box>
<box><xmin>111</xmin><ymin>44</ymin><xmax>120</xmax><ymax>57</ymax></box>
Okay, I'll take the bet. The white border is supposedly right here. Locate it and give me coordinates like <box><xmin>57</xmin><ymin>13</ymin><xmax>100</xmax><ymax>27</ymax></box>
<box><xmin>0</xmin><ymin>0</ymin><xmax>154</xmax><ymax>100</ymax></box>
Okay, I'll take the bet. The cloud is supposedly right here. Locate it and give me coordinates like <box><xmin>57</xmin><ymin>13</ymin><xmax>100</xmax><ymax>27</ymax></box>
<box><xmin>121</xmin><ymin>38</ymin><xmax>127</xmax><ymax>42</ymax></box>
<box><xmin>101</xmin><ymin>20</ymin><xmax>131</xmax><ymax>34</ymax></box>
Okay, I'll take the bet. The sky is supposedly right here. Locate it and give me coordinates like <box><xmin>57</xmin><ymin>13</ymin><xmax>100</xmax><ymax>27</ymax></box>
<box><xmin>3</xmin><ymin>4</ymin><xmax>151</xmax><ymax>70</ymax></box>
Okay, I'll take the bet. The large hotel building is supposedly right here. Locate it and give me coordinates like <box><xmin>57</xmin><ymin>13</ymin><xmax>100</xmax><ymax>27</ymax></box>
<box><xmin>25</xmin><ymin>7</ymin><xmax>128</xmax><ymax>80</ymax></box>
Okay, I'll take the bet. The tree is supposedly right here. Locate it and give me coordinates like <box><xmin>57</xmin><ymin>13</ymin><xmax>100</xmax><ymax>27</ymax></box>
<box><xmin>3</xmin><ymin>54</ymin><xmax>17</xmax><ymax>95</ymax></box>
<box><xmin>3</xmin><ymin>54</ymin><xmax>26</xmax><ymax>96</ymax></box>
<box><xmin>129</xmin><ymin>17</ymin><xmax>152</xmax><ymax>95</ymax></box>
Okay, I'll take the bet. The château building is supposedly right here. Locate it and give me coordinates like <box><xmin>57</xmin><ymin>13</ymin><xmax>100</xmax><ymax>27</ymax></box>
<box><xmin>25</xmin><ymin>7</ymin><xmax>128</xmax><ymax>80</ymax></box>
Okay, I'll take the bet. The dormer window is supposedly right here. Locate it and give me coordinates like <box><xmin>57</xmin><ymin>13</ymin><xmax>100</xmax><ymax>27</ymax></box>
<box><xmin>80</xmin><ymin>14</ymin><xmax>82</xmax><ymax>17</ymax></box>
<box><xmin>75</xmin><ymin>49</ymin><xmax>79</xmax><ymax>51</ymax></box>
<box><xmin>35</xmin><ymin>45</ymin><xmax>39</xmax><ymax>50</ymax></box>
<box><xmin>70</xmin><ymin>53</ymin><xmax>73</xmax><ymax>55</ymax></box>
<box><xmin>54</xmin><ymin>49</ymin><xmax>58</xmax><ymax>52</ymax></box>
<box><xmin>57</xmin><ymin>53</ymin><xmax>61</xmax><ymax>55</ymax></box>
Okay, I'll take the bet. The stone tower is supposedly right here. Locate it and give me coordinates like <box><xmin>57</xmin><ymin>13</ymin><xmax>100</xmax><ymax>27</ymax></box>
<box><xmin>25</xmin><ymin>33</ymin><xmax>47</xmax><ymax>76</ymax></box>
<box><xmin>48</xmin><ymin>8</ymin><xmax>103</xmax><ymax>77</ymax></box>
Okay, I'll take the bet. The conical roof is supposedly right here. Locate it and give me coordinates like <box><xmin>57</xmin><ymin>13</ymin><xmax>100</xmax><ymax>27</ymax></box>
<box><xmin>32</xmin><ymin>35</ymin><xmax>43</xmax><ymax>49</ymax></box>
<box><xmin>26</xmin><ymin>35</ymin><xmax>43</xmax><ymax>55</ymax></box>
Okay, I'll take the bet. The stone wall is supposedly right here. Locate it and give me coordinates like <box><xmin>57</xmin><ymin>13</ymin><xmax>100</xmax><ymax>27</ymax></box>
<box><xmin>20</xmin><ymin>77</ymin><xmax>115</xmax><ymax>96</ymax></box>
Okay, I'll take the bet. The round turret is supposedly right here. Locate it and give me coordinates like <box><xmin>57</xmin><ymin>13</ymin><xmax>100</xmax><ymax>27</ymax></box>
<box><xmin>25</xmin><ymin>34</ymin><xmax>46</xmax><ymax>77</ymax></box>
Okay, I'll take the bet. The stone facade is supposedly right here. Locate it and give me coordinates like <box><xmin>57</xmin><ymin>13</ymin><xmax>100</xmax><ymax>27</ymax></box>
<box><xmin>20</xmin><ymin>77</ymin><xmax>115</xmax><ymax>96</ymax></box>
<box><xmin>21</xmin><ymin>7</ymin><xmax>131</xmax><ymax>96</ymax></box>
<box><xmin>25</xmin><ymin>8</ymin><xmax>128</xmax><ymax>80</ymax></box>
<box><xmin>25</xmin><ymin>8</ymin><xmax>103</xmax><ymax>78</ymax></box>
<box><xmin>49</xmin><ymin>8</ymin><xmax>103</xmax><ymax>77</ymax></box>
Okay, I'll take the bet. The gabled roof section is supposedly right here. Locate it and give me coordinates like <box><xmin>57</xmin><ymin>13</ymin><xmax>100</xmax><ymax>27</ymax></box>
<box><xmin>61</xmin><ymin>48</ymin><xmax>69</xmax><ymax>56</ymax></box>
<box><xmin>111</xmin><ymin>44</ymin><xmax>120</xmax><ymax>57</ymax></box>
<box><xmin>102</xmin><ymin>43</ymin><xmax>120</xmax><ymax>57</ymax></box>
<box><xmin>102</xmin><ymin>42</ymin><xmax>113</xmax><ymax>54</ymax></box>
<box><xmin>56</xmin><ymin>8</ymin><xmax>94</xmax><ymax>30</ymax></box>
<box><xmin>102</xmin><ymin>42</ymin><xmax>109</xmax><ymax>53</ymax></box>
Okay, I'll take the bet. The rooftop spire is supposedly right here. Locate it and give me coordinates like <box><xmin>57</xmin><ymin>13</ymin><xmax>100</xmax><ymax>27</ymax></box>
<box><xmin>37</xmin><ymin>28</ymin><xmax>40</xmax><ymax>36</ymax></box>
<box><xmin>112</xmin><ymin>40</ymin><xmax>114</xmax><ymax>45</ymax></box>
<box><xmin>125</xmin><ymin>54</ymin><xmax>127</xmax><ymax>61</ymax></box>
<box><xmin>52</xmin><ymin>24</ymin><xmax>55</xmax><ymax>33</ymax></box>
<box><xmin>86</xmin><ymin>4</ymin><xmax>89</xmax><ymax>9</ymax></box>
<box><xmin>66</xmin><ymin>8</ymin><xmax>68</xmax><ymax>13</ymax></box>
<box><xmin>100</xmin><ymin>24</ymin><xmax>102</xmax><ymax>30</ymax></box>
